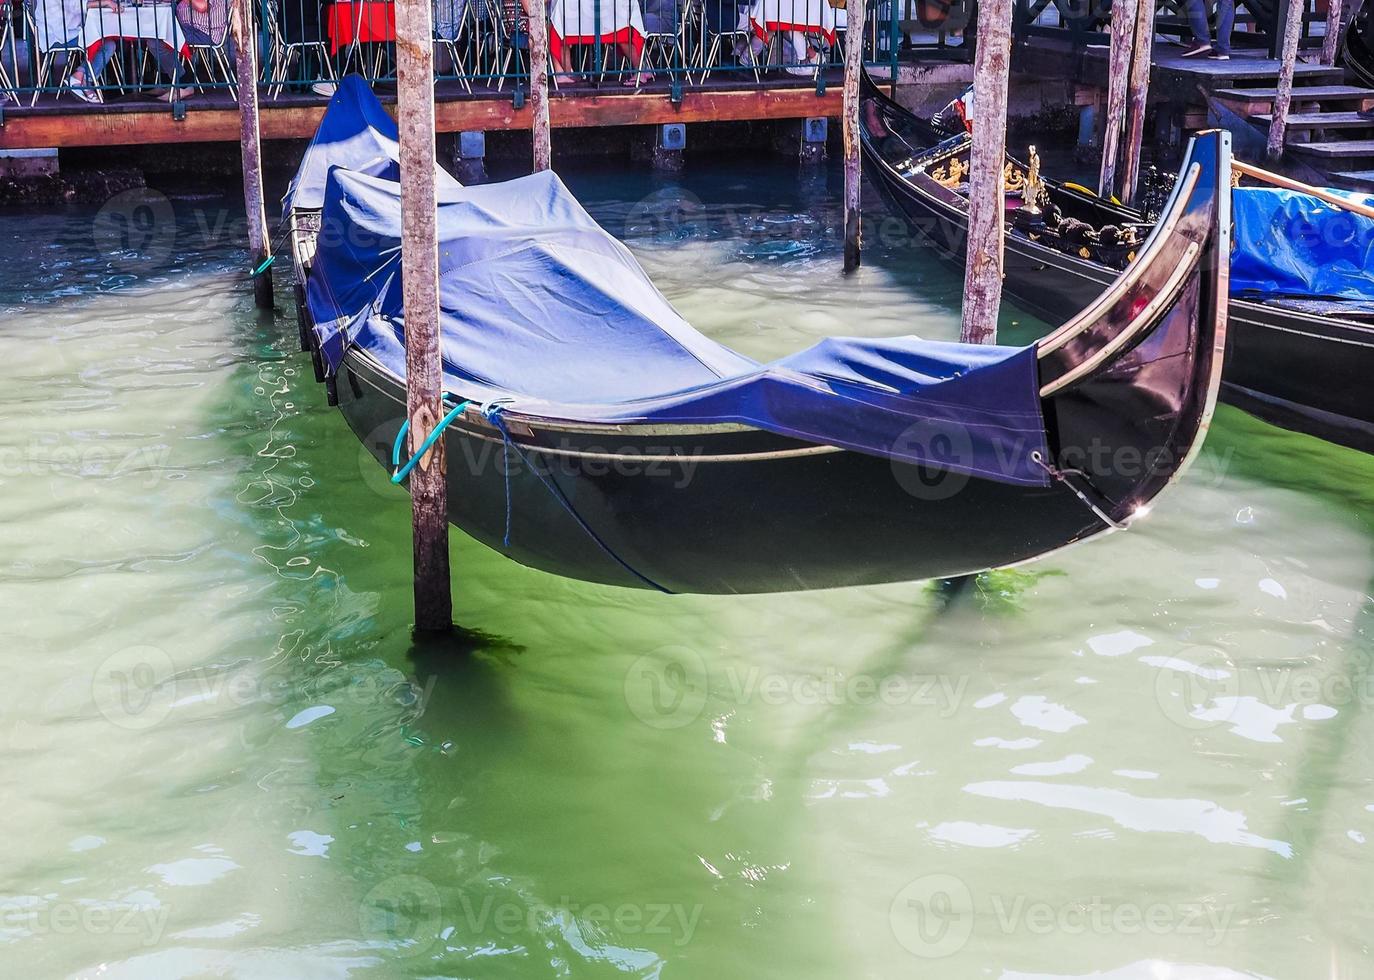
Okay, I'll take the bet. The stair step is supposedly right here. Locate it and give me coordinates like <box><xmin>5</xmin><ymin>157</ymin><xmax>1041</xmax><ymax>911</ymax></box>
<box><xmin>1213</xmin><ymin>85</ymin><xmax>1374</xmax><ymax>109</ymax></box>
<box><xmin>1328</xmin><ymin>171</ymin><xmax>1374</xmax><ymax>190</ymax></box>
<box><xmin>1251</xmin><ymin>111</ymin><xmax>1374</xmax><ymax>129</ymax></box>
<box><xmin>1285</xmin><ymin>140</ymin><xmax>1374</xmax><ymax>158</ymax></box>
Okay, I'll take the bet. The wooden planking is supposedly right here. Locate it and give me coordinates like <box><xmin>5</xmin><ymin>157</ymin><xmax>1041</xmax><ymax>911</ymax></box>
<box><xmin>0</xmin><ymin>87</ymin><xmax>841</xmax><ymax>150</ymax></box>
<box><xmin>1250</xmin><ymin>111</ymin><xmax>1374</xmax><ymax>129</ymax></box>
<box><xmin>1286</xmin><ymin>139</ymin><xmax>1374</xmax><ymax>157</ymax></box>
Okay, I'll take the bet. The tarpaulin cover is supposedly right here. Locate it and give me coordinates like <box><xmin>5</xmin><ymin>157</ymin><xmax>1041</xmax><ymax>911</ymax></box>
<box><xmin>300</xmin><ymin>90</ymin><xmax>1050</xmax><ymax>487</ymax></box>
<box><xmin>282</xmin><ymin>75</ymin><xmax>460</xmax><ymax>213</ymax></box>
<box><xmin>1231</xmin><ymin>186</ymin><xmax>1374</xmax><ymax>301</ymax></box>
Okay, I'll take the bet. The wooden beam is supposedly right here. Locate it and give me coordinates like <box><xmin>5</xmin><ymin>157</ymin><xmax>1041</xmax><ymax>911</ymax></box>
<box><xmin>1121</xmin><ymin>0</ymin><xmax>1155</xmax><ymax>206</ymax></box>
<box><xmin>1235</xmin><ymin>159</ymin><xmax>1374</xmax><ymax>218</ymax></box>
<box><xmin>526</xmin><ymin>0</ymin><xmax>552</xmax><ymax>171</ymax></box>
<box><xmin>1321</xmin><ymin>0</ymin><xmax>1343</xmax><ymax>65</ymax></box>
<box><xmin>395</xmin><ymin>0</ymin><xmax>452</xmax><ymax>632</ymax></box>
<box><xmin>1098</xmin><ymin>0</ymin><xmax>1136</xmax><ymax>198</ymax></box>
<box><xmin>842</xmin><ymin>0</ymin><xmax>866</xmax><ymax>273</ymax></box>
<box><xmin>230</xmin><ymin>0</ymin><xmax>272</xmax><ymax>309</ymax></box>
<box><xmin>0</xmin><ymin>88</ymin><xmax>843</xmax><ymax>150</ymax></box>
<box><xmin>1268</xmin><ymin>0</ymin><xmax>1305</xmax><ymax>158</ymax></box>
<box><xmin>960</xmin><ymin>0</ymin><xmax>1012</xmax><ymax>345</ymax></box>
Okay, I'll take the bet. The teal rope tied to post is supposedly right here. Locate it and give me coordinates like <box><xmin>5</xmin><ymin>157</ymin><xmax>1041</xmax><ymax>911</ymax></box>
<box><xmin>251</xmin><ymin>255</ymin><xmax>276</xmax><ymax>277</ymax></box>
<box><xmin>390</xmin><ymin>399</ymin><xmax>472</xmax><ymax>484</ymax></box>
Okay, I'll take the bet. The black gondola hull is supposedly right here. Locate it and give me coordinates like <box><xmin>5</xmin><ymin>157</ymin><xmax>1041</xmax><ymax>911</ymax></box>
<box><xmin>334</xmin><ymin>349</ymin><xmax>1114</xmax><ymax>594</ymax></box>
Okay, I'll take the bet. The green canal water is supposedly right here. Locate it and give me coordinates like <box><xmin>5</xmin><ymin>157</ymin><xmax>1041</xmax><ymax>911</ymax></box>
<box><xmin>2</xmin><ymin>163</ymin><xmax>1374</xmax><ymax>979</ymax></box>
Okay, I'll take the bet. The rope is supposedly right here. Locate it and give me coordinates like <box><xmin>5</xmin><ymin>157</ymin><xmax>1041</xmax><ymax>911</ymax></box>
<box><xmin>483</xmin><ymin>404</ymin><xmax>672</xmax><ymax>594</ymax></box>
<box><xmin>390</xmin><ymin>399</ymin><xmax>472</xmax><ymax>484</ymax></box>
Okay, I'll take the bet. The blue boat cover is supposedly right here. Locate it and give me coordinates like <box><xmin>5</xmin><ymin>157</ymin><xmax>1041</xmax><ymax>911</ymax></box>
<box><xmin>300</xmin><ymin>86</ymin><xmax>1050</xmax><ymax>487</ymax></box>
<box><xmin>282</xmin><ymin>75</ymin><xmax>461</xmax><ymax>213</ymax></box>
<box><xmin>1231</xmin><ymin>186</ymin><xmax>1374</xmax><ymax>301</ymax></box>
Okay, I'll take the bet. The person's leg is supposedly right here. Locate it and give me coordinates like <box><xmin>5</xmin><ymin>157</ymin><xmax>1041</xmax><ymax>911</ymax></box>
<box><xmin>1182</xmin><ymin>0</ymin><xmax>1213</xmax><ymax>47</ymax></box>
<box><xmin>148</xmin><ymin>42</ymin><xmax>193</xmax><ymax>93</ymax></box>
<box><xmin>1213</xmin><ymin>0</ymin><xmax>1234</xmax><ymax>54</ymax></box>
<box><xmin>85</xmin><ymin>41</ymin><xmax>117</xmax><ymax>83</ymax></box>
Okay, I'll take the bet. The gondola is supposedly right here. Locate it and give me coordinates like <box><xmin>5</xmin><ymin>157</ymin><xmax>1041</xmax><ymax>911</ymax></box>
<box><xmin>860</xmin><ymin>69</ymin><xmax>1374</xmax><ymax>454</ymax></box>
<box><xmin>285</xmin><ymin>77</ymin><xmax>1229</xmax><ymax>596</ymax></box>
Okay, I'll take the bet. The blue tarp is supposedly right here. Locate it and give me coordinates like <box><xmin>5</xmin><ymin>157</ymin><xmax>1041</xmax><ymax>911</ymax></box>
<box><xmin>1231</xmin><ymin>186</ymin><xmax>1374</xmax><ymax>301</ymax></box>
<box><xmin>300</xmin><ymin>80</ymin><xmax>1051</xmax><ymax>487</ymax></box>
<box><xmin>282</xmin><ymin>75</ymin><xmax>461</xmax><ymax>213</ymax></box>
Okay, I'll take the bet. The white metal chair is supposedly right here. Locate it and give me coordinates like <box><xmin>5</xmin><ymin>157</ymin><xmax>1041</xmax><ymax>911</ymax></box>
<box><xmin>30</xmin><ymin>37</ymin><xmax>89</xmax><ymax>105</ymax></box>
<box><xmin>186</xmin><ymin>34</ymin><xmax>239</xmax><ymax>98</ymax></box>
<box><xmin>481</xmin><ymin>0</ymin><xmax>525</xmax><ymax>91</ymax></box>
<box><xmin>265</xmin><ymin>0</ymin><xmax>336</xmax><ymax>98</ymax></box>
<box><xmin>636</xmin><ymin>0</ymin><xmax>703</xmax><ymax>85</ymax></box>
<box><xmin>0</xmin><ymin>6</ymin><xmax>19</xmax><ymax>104</ymax></box>
<box><xmin>703</xmin><ymin>14</ymin><xmax>761</xmax><ymax>82</ymax></box>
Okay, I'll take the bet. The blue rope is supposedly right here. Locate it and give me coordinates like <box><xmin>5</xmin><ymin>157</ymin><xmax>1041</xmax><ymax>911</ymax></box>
<box><xmin>483</xmin><ymin>405</ymin><xmax>671</xmax><ymax>594</ymax></box>
<box><xmin>482</xmin><ymin>402</ymin><xmax>515</xmax><ymax>547</ymax></box>
<box><xmin>390</xmin><ymin>399</ymin><xmax>472</xmax><ymax>485</ymax></box>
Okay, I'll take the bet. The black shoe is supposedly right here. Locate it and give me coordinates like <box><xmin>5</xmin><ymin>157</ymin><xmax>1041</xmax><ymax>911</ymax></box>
<box><xmin>1208</xmin><ymin>51</ymin><xmax>1230</xmax><ymax>60</ymax></box>
<box><xmin>1180</xmin><ymin>43</ymin><xmax>1213</xmax><ymax>58</ymax></box>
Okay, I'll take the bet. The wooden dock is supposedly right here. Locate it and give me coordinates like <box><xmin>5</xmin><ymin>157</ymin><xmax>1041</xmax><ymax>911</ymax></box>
<box><xmin>0</xmin><ymin>77</ymin><xmax>843</xmax><ymax>151</ymax></box>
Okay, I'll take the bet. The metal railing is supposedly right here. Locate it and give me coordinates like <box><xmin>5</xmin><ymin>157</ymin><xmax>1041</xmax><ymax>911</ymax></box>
<box><xmin>0</xmin><ymin>0</ymin><xmax>906</xmax><ymax>109</ymax></box>
<box><xmin>1011</xmin><ymin>0</ymin><xmax>1333</xmax><ymax>58</ymax></box>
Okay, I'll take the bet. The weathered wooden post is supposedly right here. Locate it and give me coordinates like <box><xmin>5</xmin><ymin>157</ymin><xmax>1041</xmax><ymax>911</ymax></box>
<box><xmin>526</xmin><ymin>0</ymin><xmax>552</xmax><ymax>171</ymax></box>
<box><xmin>1099</xmin><ymin>0</ymin><xmax>1137</xmax><ymax>198</ymax></box>
<box><xmin>1120</xmin><ymin>0</ymin><xmax>1155</xmax><ymax>206</ymax></box>
<box><xmin>959</xmin><ymin>0</ymin><xmax>1012</xmax><ymax>344</ymax></box>
<box><xmin>1321</xmin><ymin>0</ymin><xmax>1343</xmax><ymax>65</ymax></box>
<box><xmin>394</xmin><ymin>0</ymin><xmax>453</xmax><ymax>632</ymax></box>
<box><xmin>842</xmin><ymin>0</ymin><xmax>867</xmax><ymax>273</ymax></box>
<box><xmin>1268</xmin><ymin>0</ymin><xmax>1306</xmax><ymax>157</ymax></box>
<box><xmin>231</xmin><ymin>0</ymin><xmax>273</xmax><ymax>309</ymax></box>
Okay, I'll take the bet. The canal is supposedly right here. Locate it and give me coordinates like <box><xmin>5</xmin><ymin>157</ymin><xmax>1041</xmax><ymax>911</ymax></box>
<box><xmin>1</xmin><ymin>159</ymin><xmax>1372</xmax><ymax>978</ymax></box>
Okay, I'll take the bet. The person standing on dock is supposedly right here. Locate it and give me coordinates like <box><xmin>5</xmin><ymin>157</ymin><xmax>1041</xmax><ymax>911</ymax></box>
<box><xmin>1181</xmin><ymin>0</ymin><xmax>1235</xmax><ymax>59</ymax></box>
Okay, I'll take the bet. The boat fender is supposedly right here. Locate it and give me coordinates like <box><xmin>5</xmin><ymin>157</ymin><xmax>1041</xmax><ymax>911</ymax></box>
<box><xmin>391</xmin><ymin>399</ymin><xmax>473</xmax><ymax>485</ymax></box>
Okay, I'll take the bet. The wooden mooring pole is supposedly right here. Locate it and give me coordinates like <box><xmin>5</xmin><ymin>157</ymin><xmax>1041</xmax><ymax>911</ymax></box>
<box><xmin>959</xmin><ymin>0</ymin><xmax>1012</xmax><ymax>345</ymax></box>
<box><xmin>1120</xmin><ymin>0</ymin><xmax>1155</xmax><ymax>206</ymax></box>
<box><xmin>1099</xmin><ymin>0</ymin><xmax>1137</xmax><ymax>198</ymax></box>
<box><xmin>231</xmin><ymin>0</ymin><xmax>273</xmax><ymax>309</ymax></box>
<box><xmin>1321</xmin><ymin>0</ymin><xmax>1343</xmax><ymax>65</ymax></box>
<box><xmin>1268</xmin><ymin>0</ymin><xmax>1306</xmax><ymax>157</ymax></box>
<box><xmin>395</xmin><ymin>0</ymin><xmax>453</xmax><ymax>632</ymax></box>
<box><xmin>841</xmin><ymin>0</ymin><xmax>866</xmax><ymax>273</ymax></box>
<box><xmin>527</xmin><ymin>0</ymin><xmax>552</xmax><ymax>171</ymax></box>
